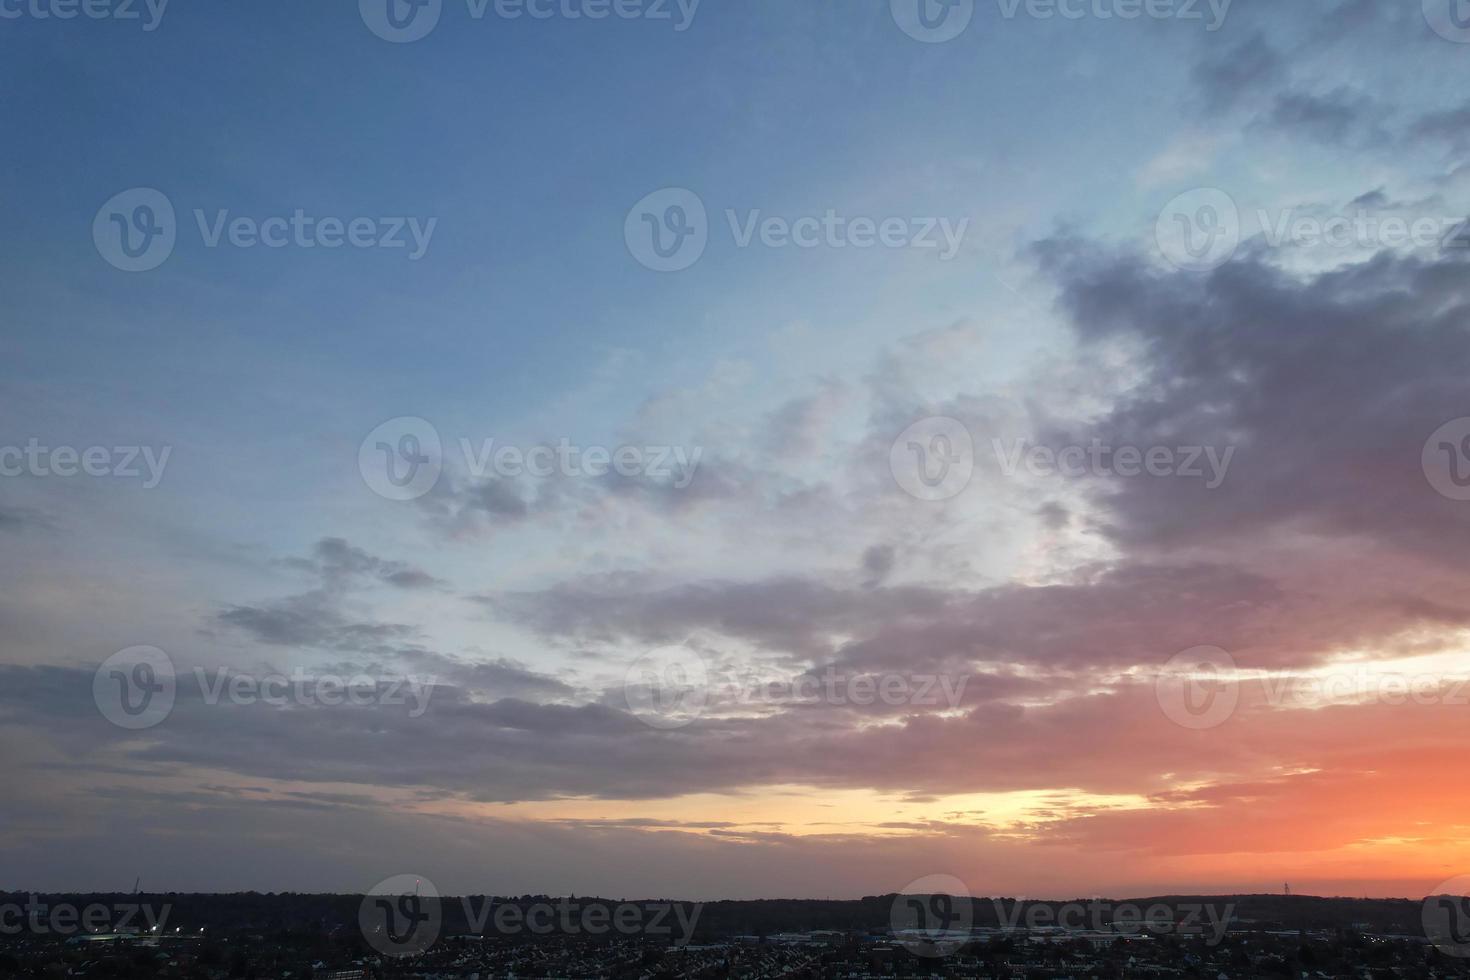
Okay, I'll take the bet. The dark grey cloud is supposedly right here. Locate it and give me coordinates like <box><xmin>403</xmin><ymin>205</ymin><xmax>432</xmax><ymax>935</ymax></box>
<box><xmin>480</xmin><ymin>576</ymin><xmax>954</xmax><ymax>661</ymax></box>
<box><xmin>1263</xmin><ymin>87</ymin><xmax>1387</xmax><ymax>146</ymax></box>
<box><xmin>414</xmin><ymin>457</ymin><xmax>737</xmax><ymax>539</ymax></box>
<box><xmin>0</xmin><ymin>504</ymin><xmax>53</xmax><ymax>533</ymax></box>
<box><xmin>1191</xmin><ymin>33</ymin><xmax>1285</xmax><ymax>114</ymax></box>
<box><xmin>1030</xmin><ymin>230</ymin><xmax>1470</xmax><ymax>564</ymax></box>
<box><xmin>1037</xmin><ymin>502</ymin><xmax>1069</xmax><ymax>530</ymax></box>
<box><xmin>284</xmin><ymin>537</ymin><xmax>446</xmax><ymax>591</ymax></box>
<box><xmin>464</xmin><ymin>477</ymin><xmax>532</xmax><ymax>519</ymax></box>
<box><xmin>1409</xmin><ymin>100</ymin><xmax>1470</xmax><ymax>151</ymax></box>
<box><xmin>390</xmin><ymin>650</ymin><xmax>578</xmax><ymax>702</ymax></box>
<box><xmin>7</xmin><ymin>654</ymin><xmax>1466</xmax><ymax>819</ymax></box>
<box><xmin>1187</xmin><ymin>33</ymin><xmax>1402</xmax><ymax>149</ymax></box>
<box><xmin>215</xmin><ymin>537</ymin><xmax>442</xmax><ymax>650</ymax></box>
<box><xmin>861</xmin><ymin>544</ymin><xmax>896</xmax><ymax>588</ymax></box>
<box><xmin>216</xmin><ymin>590</ymin><xmax>419</xmax><ymax>651</ymax></box>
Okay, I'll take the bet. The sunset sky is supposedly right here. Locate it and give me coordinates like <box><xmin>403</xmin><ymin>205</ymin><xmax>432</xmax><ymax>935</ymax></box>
<box><xmin>3</xmin><ymin>0</ymin><xmax>1470</xmax><ymax>900</ymax></box>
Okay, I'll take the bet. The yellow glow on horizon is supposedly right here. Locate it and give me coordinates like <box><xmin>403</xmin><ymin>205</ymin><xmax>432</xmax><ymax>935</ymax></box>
<box><xmin>432</xmin><ymin>785</ymin><xmax>1158</xmax><ymax>840</ymax></box>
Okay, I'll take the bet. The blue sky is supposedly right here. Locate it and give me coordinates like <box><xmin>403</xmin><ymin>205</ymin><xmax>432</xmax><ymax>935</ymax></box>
<box><xmin>5</xmin><ymin>0</ymin><xmax>1470</xmax><ymax>900</ymax></box>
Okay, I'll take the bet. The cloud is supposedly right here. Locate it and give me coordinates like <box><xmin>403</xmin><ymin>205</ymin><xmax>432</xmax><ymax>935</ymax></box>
<box><xmin>216</xmin><ymin>595</ymin><xmax>419</xmax><ymax>650</ymax></box>
<box><xmin>1263</xmin><ymin>87</ymin><xmax>1387</xmax><ymax>146</ymax></box>
<box><xmin>861</xmin><ymin>544</ymin><xmax>896</xmax><ymax>588</ymax></box>
<box><xmin>390</xmin><ymin>650</ymin><xmax>578</xmax><ymax>702</ymax></box>
<box><xmin>1030</xmin><ymin>231</ymin><xmax>1470</xmax><ymax>565</ymax></box>
<box><xmin>285</xmin><ymin>537</ymin><xmax>446</xmax><ymax>591</ymax></box>
<box><xmin>0</xmin><ymin>505</ymin><xmax>52</xmax><ymax>533</ymax></box>
<box><xmin>1409</xmin><ymin>100</ymin><xmax>1470</xmax><ymax>152</ymax></box>
<box><xmin>215</xmin><ymin>538</ymin><xmax>444</xmax><ymax>650</ymax></box>
<box><xmin>763</xmin><ymin>380</ymin><xmax>850</xmax><ymax>459</ymax></box>
<box><xmin>1191</xmin><ymin>33</ymin><xmax>1285</xmax><ymax>114</ymax></box>
<box><xmin>479</xmin><ymin>576</ymin><xmax>955</xmax><ymax>662</ymax></box>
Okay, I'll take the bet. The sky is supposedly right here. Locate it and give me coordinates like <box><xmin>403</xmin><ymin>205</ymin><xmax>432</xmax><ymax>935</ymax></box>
<box><xmin>3</xmin><ymin>0</ymin><xmax>1470</xmax><ymax>901</ymax></box>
